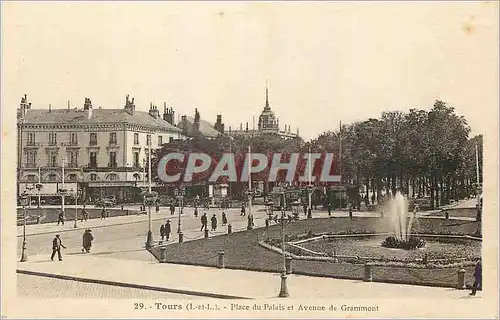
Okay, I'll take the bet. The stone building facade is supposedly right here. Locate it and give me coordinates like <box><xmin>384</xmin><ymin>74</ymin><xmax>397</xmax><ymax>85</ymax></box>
<box><xmin>17</xmin><ymin>95</ymin><xmax>186</xmax><ymax>202</ymax></box>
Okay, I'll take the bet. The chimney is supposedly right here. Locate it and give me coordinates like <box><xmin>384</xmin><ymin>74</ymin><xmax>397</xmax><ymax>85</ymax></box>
<box><xmin>83</xmin><ymin>97</ymin><xmax>93</xmax><ymax>119</ymax></box>
<box><xmin>214</xmin><ymin>115</ymin><xmax>224</xmax><ymax>133</ymax></box>
<box><xmin>181</xmin><ymin>115</ymin><xmax>188</xmax><ymax>134</ymax></box>
<box><xmin>67</xmin><ymin>101</ymin><xmax>70</xmax><ymax>112</ymax></box>
<box><xmin>193</xmin><ymin>108</ymin><xmax>200</xmax><ymax>130</ymax></box>
<box><xmin>246</xmin><ymin>122</ymin><xmax>249</xmax><ymax>131</ymax></box>
<box><xmin>149</xmin><ymin>103</ymin><xmax>160</xmax><ymax>119</ymax></box>
<box><xmin>163</xmin><ymin>103</ymin><xmax>175</xmax><ymax>125</ymax></box>
<box><xmin>18</xmin><ymin>94</ymin><xmax>29</xmax><ymax>118</ymax></box>
<box><xmin>48</xmin><ymin>104</ymin><xmax>52</xmax><ymax>113</ymax></box>
<box><xmin>124</xmin><ymin>94</ymin><xmax>135</xmax><ymax>115</ymax></box>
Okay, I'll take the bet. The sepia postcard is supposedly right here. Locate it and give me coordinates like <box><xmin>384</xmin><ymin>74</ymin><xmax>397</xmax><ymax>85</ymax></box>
<box><xmin>1</xmin><ymin>1</ymin><xmax>499</xmax><ymax>319</ymax></box>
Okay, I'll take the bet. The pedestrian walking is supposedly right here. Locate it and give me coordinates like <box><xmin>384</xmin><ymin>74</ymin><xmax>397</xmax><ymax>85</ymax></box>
<box><xmin>100</xmin><ymin>208</ymin><xmax>106</xmax><ymax>220</ymax></box>
<box><xmin>221</xmin><ymin>211</ymin><xmax>228</xmax><ymax>226</ymax></box>
<box><xmin>327</xmin><ymin>203</ymin><xmax>332</xmax><ymax>217</ymax></box>
<box><xmin>470</xmin><ymin>260</ymin><xmax>482</xmax><ymax>296</ymax></box>
<box><xmin>51</xmin><ymin>234</ymin><xmax>66</xmax><ymax>261</ymax></box>
<box><xmin>80</xmin><ymin>208</ymin><xmax>89</xmax><ymax>222</ymax></box>
<box><xmin>170</xmin><ymin>201</ymin><xmax>175</xmax><ymax>215</ymax></box>
<box><xmin>164</xmin><ymin>220</ymin><xmax>171</xmax><ymax>240</ymax></box>
<box><xmin>303</xmin><ymin>204</ymin><xmax>307</xmax><ymax>216</ymax></box>
<box><xmin>82</xmin><ymin>229</ymin><xmax>94</xmax><ymax>253</ymax></box>
<box><xmin>241</xmin><ymin>204</ymin><xmax>246</xmax><ymax>216</ymax></box>
<box><xmin>211</xmin><ymin>214</ymin><xmax>218</xmax><ymax>231</ymax></box>
<box><xmin>160</xmin><ymin>224</ymin><xmax>166</xmax><ymax>242</ymax></box>
<box><xmin>57</xmin><ymin>210</ymin><xmax>65</xmax><ymax>226</ymax></box>
<box><xmin>155</xmin><ymin>203</ymin><xmax>160</xmax><ymax>213</ymax></box>
<box><xmin>194</xmin><ymin>206</ymin><xmax>198</xmax><ymax>218</ymax></box>
<box><xmin>200</xmin><ymin>213</ymin><xmax>208</xmax><ymax>231</ymax></box>
<box><xmin>349</xmin><ymin>206</ymin><xmax>353</xmax><ymax>219</ymax></box>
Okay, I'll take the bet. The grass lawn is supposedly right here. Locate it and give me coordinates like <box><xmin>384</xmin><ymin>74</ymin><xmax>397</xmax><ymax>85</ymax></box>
<box><xmin>428</xmin><ymin>207</ymin><xmax>478</xmax><ymax>218</ymax></box>
<box><xmin>299</xmin><ymin>235</ymin><xmax>481</xmax><ymax>261</ymax></box>
<box><xmin>151</xmin><ymin>217</ymin><xmax>480</xmax><ymax>289</ymax></box>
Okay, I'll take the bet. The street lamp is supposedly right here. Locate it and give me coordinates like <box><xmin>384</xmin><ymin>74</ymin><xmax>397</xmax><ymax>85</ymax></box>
<box><xmin>71</xmin><ymin>188</ymin><xmax>82</xmax><ymax>228</ymax></box>
<box><xmin>19</xmin><ymin>191</ymin><xmax>30</xmax><ymax>262</ymax></box>
<box><xmin>273</xmin><ymin>190</ymin><xmax>294</xmax><ymax>298</ymax></box>
<box><xmin>36</xmin><ymin>166</ymin><xmax>42</xmax><ymax>208</ymax></box>
<box><xmin>61</xmin><ymin>158</ymin><xmax>66</xmax><ymax>215</ymax></box>
<box><xmin>175</xmin><ymin>186</ymin><xmax>186</xmax><ymax>234</ymax></box>
<box><xmin>144</xmin><ymin>147</ymin><xmax>157</xmax><ymax>249</ymax></box>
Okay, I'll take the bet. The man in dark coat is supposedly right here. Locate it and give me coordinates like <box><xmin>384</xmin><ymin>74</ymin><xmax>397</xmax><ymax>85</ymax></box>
<box><xmin>470</xmin><ymin>260</ymin><xmax>482</xmax><ymax>296</ymax></box>
<box><xmin>211</xmin><ymin>214</ymin><xmax>218</xmax><ymax>231</ymax></box>
<box><xmin>80</xmin><ymin>208</ymin><xmax>89</xmax><ymax>222</ymax></box>
<box><xmin>194</xmin><ymin>206</ymin><xmax>199</xmax><ymax>218</ymax></box>
<box><xmin>221</xmin><ymin>211</ymin><xmax>228</xmax><ymax>226</ymax></box>
<box><xmin>160</xmin><ymin>224</ymin><xmax>165</xmax><ymax>242</ymax></box>
<box><xmin>51</xmin><ymin>234</ymin><xmax>66</xmax><ymax>261</ymax></box>
<box><xmin>240</xmin><ymin>204</ymin><xmax>246</xmax><ymax>216</ymax></box>
<box><xmin>82</xmin><ymin>230</ymin><xmax>94</xmax><ymax>253</ymax></box>
<box><xmin>200</xmin><ymin>213</ymin><xmax>208</xmax><ymax>231</ymax></box>
<box><xmin>170</xmin><ymin>202</ymin><xmax>175</xmax><ymax>215</ymax></box>
<box><xmin>57</xmin><ymin>210</ymin><xmax>65</xmax><ymax>226</ymax></box>
<box><xmin>164</xmin><ymin>220</ymin><xmax>171</xmax><ymax>240</ymax></box>
<box><xmin>303</xmin><ymin>204</ymin><xmax>307</xmax><ymax>216</ymax></box>
<box><xmin>327</xmin><ymin>203</ymin><xmax>332</xmax><ymax>216</ymax></box>
<box><xmin>100</xmin><ymin>207</ymin><xmax>106</xmax><ymax>220</ymax></box>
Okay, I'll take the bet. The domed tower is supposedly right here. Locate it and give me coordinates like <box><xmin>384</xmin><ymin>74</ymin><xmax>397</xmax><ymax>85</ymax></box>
<box><xmin>258</xmin><ymin>85</ymin><xmax>279</xmax><ymax>131</ymax></box>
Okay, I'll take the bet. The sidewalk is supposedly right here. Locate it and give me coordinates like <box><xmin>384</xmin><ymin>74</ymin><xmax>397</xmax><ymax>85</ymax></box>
<box><xmin>16</xmin><ymin>254</ymin><xmax>479</xmax><ymax>300</ymax></box>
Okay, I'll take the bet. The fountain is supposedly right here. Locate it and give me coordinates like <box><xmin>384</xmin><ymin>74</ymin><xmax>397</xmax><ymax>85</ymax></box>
<box><xmin>382</xmin><ymin>191</ymin><xmax>425</xmax><ymax>250</ymax></box>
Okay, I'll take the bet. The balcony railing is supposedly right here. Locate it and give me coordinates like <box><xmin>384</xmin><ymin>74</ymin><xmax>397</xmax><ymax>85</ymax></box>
<box><xmin>25</xmin><ymin>142</ymin><xmax>41</xmax><ymax>147</ymax></box>
<box><xmin>89</xmin><ymin>140</ymin><xmax>98</xmax><ymax>146</ymax></box>
<box><xmin>109</xmin><ymin>140</ymin><xmax>118</xmax><ymax>145</ymax></box>
<box><xmin>62</xmin><ymin>141</ymin><xmax>79</xmax><ymax>146</ymax></box>
<box><xmin>48</xmin><ymin>141</ymin><xmax>58</xmax><ymax>146</ymax></box>
<box><xmin>24</xmin><ymin>162</ymin><xmax>37</xmax><ymax>168</ymax></box>
<box><xmin>108</xmin><ymin>162</ymin><xmax>118</xmax><ymax>168</ymax></box>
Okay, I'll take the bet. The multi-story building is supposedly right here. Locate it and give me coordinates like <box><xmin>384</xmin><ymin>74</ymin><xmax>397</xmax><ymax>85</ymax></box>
<box><xmin>17</xmin><ymin>94</ymin><xmax>186</xmax><ymax>202</ymax></box>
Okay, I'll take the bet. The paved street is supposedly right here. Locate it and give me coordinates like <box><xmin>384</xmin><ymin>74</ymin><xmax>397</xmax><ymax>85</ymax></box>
<box><xmin>18</xmin><ymin>273</ymin><xmax>200</xmax><ymax>299</ymax></box>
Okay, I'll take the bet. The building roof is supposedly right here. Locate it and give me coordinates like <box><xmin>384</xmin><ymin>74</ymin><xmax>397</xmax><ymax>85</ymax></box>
<box><xmin>21</xmin><ymin>108</ymin><xmax>182</xmax><ymax>132</ymax></box>
<box><xmin>177</xmin><ymin>116</ymin><xmax>221</xmax><ymax>138</ymax></box>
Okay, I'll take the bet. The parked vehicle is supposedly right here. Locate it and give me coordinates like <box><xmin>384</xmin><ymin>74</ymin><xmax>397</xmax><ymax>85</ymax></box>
<box><xmin>95</xmin><ymin>196</ymin><xmax>116</xmax><ymax>208</ymax></box>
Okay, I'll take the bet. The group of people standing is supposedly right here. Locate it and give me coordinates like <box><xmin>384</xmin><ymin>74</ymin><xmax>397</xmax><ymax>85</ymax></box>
<box><xmin>200</xmin><ymin>211</ymin><xmax>228</xmax><ymax>231</ymax></box>
<box><xmin>159</xmin><ymin>220</ymin><xmax>171</xmax><ymax>242</ymax></box>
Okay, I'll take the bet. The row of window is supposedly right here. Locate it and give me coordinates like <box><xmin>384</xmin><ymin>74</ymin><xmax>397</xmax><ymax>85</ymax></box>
<box><xmin>26</xmin><ymin>132</ymin><xmax>169</xmax><ymax>147</ymax></box>
<box><xmin>24</xmin><ymin>172</ymin><xmax>123</xmax><ymax>182</ymax></box>
<box><xmin>25</xmin><ymin>151</ymin><xmax>148</xmax><ymax>169</ymax></box>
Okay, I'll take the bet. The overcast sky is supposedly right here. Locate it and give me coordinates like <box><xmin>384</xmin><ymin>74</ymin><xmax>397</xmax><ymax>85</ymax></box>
<box><xmin>2</xmin><ymin>1</ymin><xmax>498</xmax><ymax>140</ymax></box>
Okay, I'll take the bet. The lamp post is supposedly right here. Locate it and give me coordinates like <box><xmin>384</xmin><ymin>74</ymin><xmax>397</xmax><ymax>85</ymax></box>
<box><xmin>35</xmin><ymin>182</ymin><xmax>43</xmax><ymax>222</ymax></box>
<box><xmin>145</xmin><ymin>148</ymin><xmax>157</xmax><ymax>249</ymax></box>
<box><xmin>61</xmin><ymin>158</ymin><xmax>66</xmax><ymax>216</ymax></box>
<box><xmin>176</xmin><ymin>186</ymin><xmax>185</xmax><ymax>233</ymax></box>
<box><xmin>37</xmin><ymin>166</ymin><xmax>42</xmax><ymax>208</ymax></box>
<box><xmin>72</xmin><ymin>188</ymin><xmax>82</xmax><ymax>228</ymax></box>
<box><xmin>308</xmin><ymin>146</ymin><xmax>313</xmax><ymax>214</ymax></box>
<box><xmin>19</xmin><ymin>191</ymin><xmax>30</xmax><ymax>262</ymax></box>
<box><xmin>274</xmin><ymin>190</ymin><xmax>292</xmax><ymax>298</ymax></box>
<box><xmin>247</xmin><ymin>145</ymin><xmax>254</xmax><ymax>230</ymax></box>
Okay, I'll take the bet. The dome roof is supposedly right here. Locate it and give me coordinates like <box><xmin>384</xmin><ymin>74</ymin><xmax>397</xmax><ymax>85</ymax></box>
<box><xmin>258</xmin><ymin>86</ymin><xmax>279</xmax><ymax>131</ymax></box>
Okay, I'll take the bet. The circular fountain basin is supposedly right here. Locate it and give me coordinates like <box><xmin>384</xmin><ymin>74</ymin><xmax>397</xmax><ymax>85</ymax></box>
<box><xmin>300</xmin><ymin>234</ymin><xmax>481</xmax><ymax>262</ymax></box>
